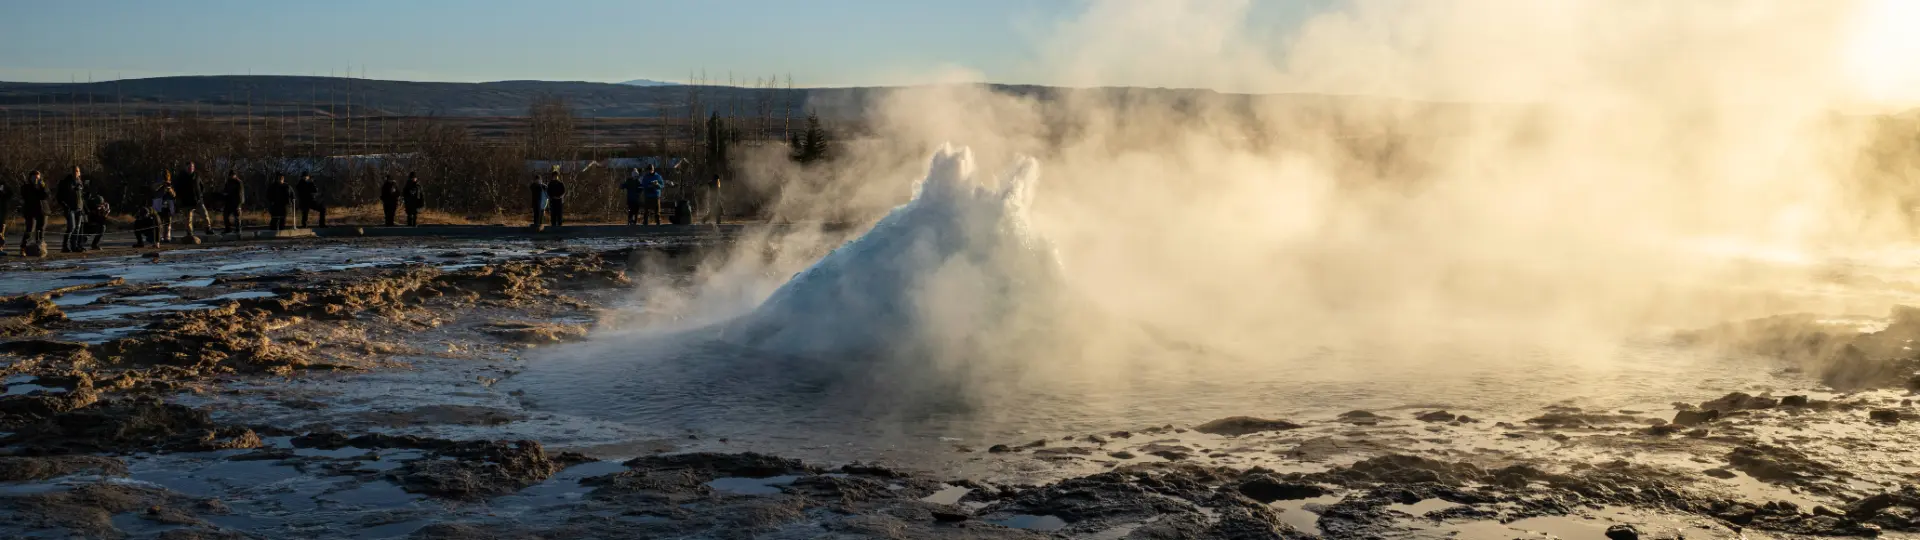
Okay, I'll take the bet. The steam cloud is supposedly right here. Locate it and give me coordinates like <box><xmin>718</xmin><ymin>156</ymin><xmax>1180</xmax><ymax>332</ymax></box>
<box><xmin>555</xmin><ymin>0</ymin><xmax>1920</xmax><ymax>421</ymax></box>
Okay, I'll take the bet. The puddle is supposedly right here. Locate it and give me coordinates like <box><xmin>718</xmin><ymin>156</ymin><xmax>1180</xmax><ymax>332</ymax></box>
<box><xmin>117</xmin><ymin>294</ymin><xmax>181</xmax><ymax>302</ymax></box>
<box><xmin>205</xmin><ymin>291</ymin><xmax>279</xmax><ymax>301</ymax></box>
<box><xmin>5</xmin><ymin>384</ymin><xmax>67</xmax><ymax>396</ymax></box>
<box><xmin>167</xmin><ymin>278</ymin><xmax>216</xmax><ymax>288</ymax></box>
<box><xmin>1391</xmin><ymin>498</ymin><xmax>1463</xmax><ymax>517</ymax></box>
<box><xmin>1269</xmin><ymin>494</ymin><xmax>1342</xmax><ymax>532</ymax></box>
<box><xmin>990</xmin><ymin>514</ymin><xmax>1068</xmax><ymax>531</ymax></box>
<box><xmin>64</xmin><ymin>326</ymin><xmax>146</xmax><ymax>344</ymax></box>
<box><xmin>705</xmin><ymin>475</ymin><xmax>799</xmax><ymax>495</ymax></box>
<box><xmin>67</xmin><ymin>303</ymin><xmax>214</xmax><ymax>321</ymax></box>
<box><xmin>50</xmin><ymin>292</ymin><xmax>110</xmax><ymax>307</ymax></box>
<box><xmin>319</xmin><ymin>480</ymin><xmax>425</xmax><ymax>508</ymax></box>
<box><xmin>921</xmin><ymin>485</ymin><xmax>971</xmax><ymax>505</ymax></box>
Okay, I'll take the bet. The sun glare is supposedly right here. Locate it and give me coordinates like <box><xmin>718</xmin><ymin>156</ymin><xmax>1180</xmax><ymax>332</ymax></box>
<box><xmin>1845</xmin><ymin>0</ymin><xmax>1920</xmax><ymax>104</ymax></box>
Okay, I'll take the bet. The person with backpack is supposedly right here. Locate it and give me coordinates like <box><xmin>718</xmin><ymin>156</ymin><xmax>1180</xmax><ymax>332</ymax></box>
<box><xmin>222</xmin><ymin>172</ymin><xmax>245</xmax><ymax>234</ymax></box>
<box><xmin>639</xmin><ymin>166</ymin><xmax>666</xmax><ymax>226</ymax></box>
<box><xmin>546</xmin><ymin>171</ymin><xmax>567</xmax><ymax>228</ymax></box>
<box><xmin>295</xmin><ymin>172</ymin><xmax>327</xmax><ymax>228</ymax></box>
<box><xmin>84</xmin><ymin>195</ymin><xmax>110</xmax><ymax>250</ymax></box>
<box><xmin>380</xmin><ymin>175</ymin><xmax>401</xmax><ymax>226</ymax></box>
<box><xmin>402</xmin><ymin>172</ymin><xmax>424</xmax><ymax>226</ymax></box>
<box><xmin>54</xmin><ymin>166</ymin><xmax>86</xmax><ymax>252</ymax></box>
<box><xmin>620</xmin><ymin>169</ymin><xmax>645</xmax><ymax>225</ymax></box>
<box><xmin>18</xmin><ymin>171</ymin><xmax>48</xmax><ymax>252</ymax></box>
<box><xmin>266</xmin><ymin>173</ymin><xmax>294</xmax><ymax>231</ymax></box>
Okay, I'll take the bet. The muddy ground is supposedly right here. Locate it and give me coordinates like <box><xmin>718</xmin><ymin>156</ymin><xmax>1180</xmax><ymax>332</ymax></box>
<box><xmin>3</xmin><ymin>239</ymin><xmax>1920</xmax><ymax>539</ymax></box>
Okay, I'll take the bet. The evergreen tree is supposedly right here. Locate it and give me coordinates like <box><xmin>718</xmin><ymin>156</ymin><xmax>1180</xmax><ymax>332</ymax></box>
<box><xmin>790</xmin><ymin>112</ymin><xmax>832</xmax><ymax>165</ymax></box>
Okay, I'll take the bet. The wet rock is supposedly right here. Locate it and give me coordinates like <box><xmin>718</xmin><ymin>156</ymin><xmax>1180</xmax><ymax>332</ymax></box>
<box><xmin>1606</xmin><ymin>523</ymin><xmax>1641</xmax><ymax>540</ymax></box>
<box><xmin>1193</xmin><ymin>416</ymin><xmax>1302</xmax><ymax>436</ymax></box>
<box><xmin>1236</xmin><ymin>475</ymin><xmax>1333</xmax><ymax>503</ymax></box>
<box><xmin>392</xmin><ymin>440</ymin><xmax>578</xmax><ymax>499</ymax></box>
<box><xmin>1415</xmin><ymin>410</ymin><xmax>1457</xmax><ymax>423</ymax></box>
<box><xmin>1701</xmin><ymin>392</ymin><xmax>1780</xmax><ymax>412</ymax></box>
<box><xmin>619</xmin><ymin>452</ymin><xmax>814</xmax><ymax>479</ymax></box>
<box><xmin>1703</xmin><ymin>468</ymin><xmax>1738</xmax><ymax>479</ymax></box>
<box><xmin>931</xmin><ymin>509</ymin><xmax>969</xmax><ymax>522</ymax></box>
<box><xmin>1338</xmin><ymin>410</ymin><xmax>1382</xmax><ymax>425</ymax></box>
<box><xmin>1870</xmin><ymin>409</ymin><xmax>1901</xmax><ymax>423</ymax></box>
<box><xmin>0</xmin><ymin>456</ymin><xmax>127</xmax><ymax>482</ymax></box>
<box><xmin>360</xmin><ymin>405</ymin><xmax>527</xmax><ymax>427</ymax></box>
<box><xmin>478</xmin><ymin>321</ymin><xmax>587</xmax><ymax>344</ymax></box>
<box><xmin>0</xmin><ymin>480</ymin><xmax>214</xmax><ymax>539</ymax></box>
<box><xmin>1107</xmin><ymin>451</ymin><xmax>1137</xmax><ymax>460</ymax></box>
<box><xmin>1672</xmin><ymin>409</ymin><xmax>1720</xmax><ymax>426</ymax></box>
<box><xmin>0</xmin><ymin>339</ymin><xmax>87</xmax><ymax>357</ymax></box>
<box><xmin>1726</xmin><ymin>445</ymin><xmax>1846</xmax><ymax>485</ymax></box>
<box><xmin>987</xmin><ymin>444</ymin><xmax>1011</xmax><ymax>453</ymax></box>
<box><xmin>1526</xmin><ymin>412</ymin><xmax>1639</xmax><ymax>428</ymax></box>
<box><xmin>1781</xmin><ymin>395</ymin><xmax>1811</xmax><ymax>407</ymax></box>
<box><xmin>1312</xmin><ymin>455</ymin><xmax>1486</xmax><ymax>486</ymax></box>
<box><xmin>3</xmin><ymin>398</ymin><xmax>260</xmax><ymax>454</ymax></box>
<box><xmin>0</xmin><ymin>295</ymin><xmax>67</xmax><ymax>338</ymax></box>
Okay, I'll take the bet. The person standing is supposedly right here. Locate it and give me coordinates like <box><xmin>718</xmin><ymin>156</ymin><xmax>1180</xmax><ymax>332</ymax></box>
<box><xmin>54</xmin><ymin>166</ymin><xmax>86</xmax><ymax>252</ymax></box>
<box><xmin>151</xmin><ymin>172</ymin><xmax>177</xmax><ymax>243</ymax></box>
<box><xmin>621</xmin><ymin>169</ymin><xmax>645</xmax><ymax>225</ymax></box>
<box><xmin>639</xmin><ymin>166</ymin><xmax>666</xmax><ymax>225</ymax></box>
<box><xmin>546</xmin><ymin>172</ymin><xmax>567</xmax><ymax>228</ymax></box>
<box><xmin>18</xmin><ymin>171</ymin><xmax>47</xmax><ymax>252</ymax></box>
<box><xmin>84</xmin><ymin>195</ymin><xmax>110</xmax><ymax>250</ymax></box>
<box><xmin>221</xmin><ymin>172</ymin><xmax>245</xmax><ymax>234</ymax></box>
<box><xmin>402</xmin><ymin>172</ymin><xmax>424</xmax><ymax>226</ymax></box>
<box><xmin>177</xmin><ymin>161</ymin><xmax>212</xmax><ymax>236</ymax></box>
<box><xmin>0</xmin><ymin>174</ymin><xmax>13</xmax><ymax>245</ymax></box>
<box><xmin>379</xmin><ymin>175</ymin><xmax>401</xmax><ymax>226</ymax></box>
<box><xmin>267</xmin><ymin>173</ymin><xmax>293</xmax><ymax>231</ymax></box>
<box><xmin>706</xmin><ymin>173</ymin><xmax>723</xmax><ymax>225</ymax></box>
<box><xmin>528</xmin><ymin>173</ymin><xmax>547</xmax><ymax>228</ymax></box>
<box><xmin>295</xmin><ymin>172</ymin><xmax>327</xmax><ymax>228</ymax></box>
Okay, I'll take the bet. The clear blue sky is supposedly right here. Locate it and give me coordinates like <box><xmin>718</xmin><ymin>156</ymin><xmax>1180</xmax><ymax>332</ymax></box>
<box><xmin>0</xmin><ymin>0</ymin><xmax>1325</xmax><ymax>87</ymax></box>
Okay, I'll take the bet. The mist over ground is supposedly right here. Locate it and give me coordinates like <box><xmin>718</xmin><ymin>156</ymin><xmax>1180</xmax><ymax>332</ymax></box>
<box><xmin>533</xmin><ymin>0</ymin><xmax>1920</xmax><ymax>430</ymax></box>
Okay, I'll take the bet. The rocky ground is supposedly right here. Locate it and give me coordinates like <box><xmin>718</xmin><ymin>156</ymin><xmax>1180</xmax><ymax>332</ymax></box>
<box><xmin>2</xmin><ymin>240</ymin><xmax>1920</xmax><ymax>539</ymax></box>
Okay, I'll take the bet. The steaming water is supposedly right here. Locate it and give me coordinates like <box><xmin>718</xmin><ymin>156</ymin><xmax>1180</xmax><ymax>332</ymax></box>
<box><xmin>516</xmin><ymin>146</ymin><xmax>1901</xmax><ymax>464</ymax></box>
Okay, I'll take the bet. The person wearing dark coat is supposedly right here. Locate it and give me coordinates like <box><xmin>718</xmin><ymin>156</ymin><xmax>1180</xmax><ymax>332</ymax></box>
<box><xmin>221</xmin><ymin>172</ymin><xmax>245</xmax><ymax>234</ymax></box>
<box><xmin>295</xmin><ymin>173</ymin><xmax>326</xmax><ymax>228</ymax></box>
<box><xmin>54</xmin><ymin>167</ymin><xmax>86</xmax><ymax>252</ymax></box>
<box><xmin>402</xmin><ymin>173</ymin><xmax>424</xmax><ymax>226</ymax></box>
<box><xmin>266</xmin><ymin>174</ymin><xmax>294</xmax><ymax>231</ymax></box>
<box><xmin>379</xmin><ymin>176</ymin><xmax>401</xmax><ymax>226</ymax></box>
<box><xmin>546</xmin><ymin>172</ymin><xmax>567</xmax><ymax>228</ymax></box>
<box><xmin>0</xmin><ymin>176</ymin><xmax>12</xmax><ymax>244</ymax></box>
<box><xmin>131</xmin><ymin>207</ymin><xmax>159</xmax><ymax>248</ymax></box>
<box><xmin>528</xmin><ymin>174</ymin><xmax>547</xmax><ymax>228</ymax></box>
<box><xmin>84</xmin><ymin>195</ymin><xmax>110</xmax><ymax>250</ymax></box>
<box><xmin>18</xmin><ymin>171</ymin><xmax>48</xmax><ymax>250</ymax></box>
<box><xmin>177</xmin><ymin>161</ymin><xmax>212</xmax><ymax>235</ymax></box>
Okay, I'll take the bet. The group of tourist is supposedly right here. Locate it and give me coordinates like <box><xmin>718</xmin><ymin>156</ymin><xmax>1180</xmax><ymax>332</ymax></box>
<box><xmin>0</xmin><ymin>165</ymin><xmax>430</xmax><ymax>254</ymax></box>
<box><xmin>526</xmin><ymin>165</ymin><xmax>721</xmax><ymax>228</ymax></box>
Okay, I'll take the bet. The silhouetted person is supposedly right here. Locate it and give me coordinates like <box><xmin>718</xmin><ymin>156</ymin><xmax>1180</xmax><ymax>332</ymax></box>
<box><xmin>621</xmin><ymin>169</ymin><xmax>644</xmax><ymax>225</ymax></box>
<box><xmin>296</xmin><ymin>172</ymin><xmax>326</xmax><ymax>228</ymax></box>
<box><xmin>547</xmin><ymin>172</ymin><xmax>567</xmax><ymax>228</ymax></box>
<box><xmin>639</xmin><ymin>166</ymin><xmax>666</xmax><ymax>225</ymax></box>
<box><xmin>54</xmin><ymin>166</ymin><xmax>85</xmax><ymax>252</ymax></box>
<box><xmin>267</xmin><ymin>174</ymin><xmax>293</xmax><ymax>231</ymax></box>
<box><xmin>380</xmin><ymin>175</ymin><xmax>400</xmax><ymax>226</ymax></box>
<box><xmin>151</xmin><ymin>173</ymin><xmax>177</xmax><ymax>243</ymax></box>
<box><xmin>706</xmin><ymin>173</ymin><xmax>723</xmax><ymax>225</ymax></box>
<box><xmin>19</xmin><ymin>171</ymin><xmax>48</xmax><ymax>251</ymax></box>
<box><xmin>84</xmin><ymin>195</ymin><xmax>109</xmax><ymax>250</ymax></box>
<box><xmin>132</xmin><ymin>207</ymin><xmax>158</xmax><ymax>248</ymax></box>
<box><xmin>402</xmin><ymin>173</ymin><xmax>424</xmax><ymax>226</ymax></box>
<box><xmin>177</xmin><ymin>161</ymin><xmax>212</xmax><ymax>236</ymax></box>
<box><xmin>0</xmin><ymin>175</ymin><xmax>12</xmax><ymax>244</ymax></box>
<box><xmin>222</xmin><ymin>172</ymin><xmax>245</xmax><ymax>234</ymax></box>
<box><xmin>528</xmin><ymin>174</ymin><xmax>547</xmax><ymax>228</ymax></box>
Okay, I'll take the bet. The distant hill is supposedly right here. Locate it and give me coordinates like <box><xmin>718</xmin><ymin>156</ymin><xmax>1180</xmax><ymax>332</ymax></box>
<box><xmin>0</xmin><ymin>75</ymin><xmax>1411</xmax><ymax>120</ymax></box>
<box><xmin>619</xmin><ymin>79</ymin><xmax>680</xmax><ymax>87</ymax></box>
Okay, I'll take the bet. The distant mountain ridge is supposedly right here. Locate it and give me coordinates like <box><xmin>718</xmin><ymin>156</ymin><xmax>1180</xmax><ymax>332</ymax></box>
<box><xmin>0</xmin><ymin>75</ymin><xmax>1401</xmax><ymax>119</ymax></box>
<box><xmin>619</xmin><ymin>79</ymin><xmax>680</xmax><ymax>87</ymax></box>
